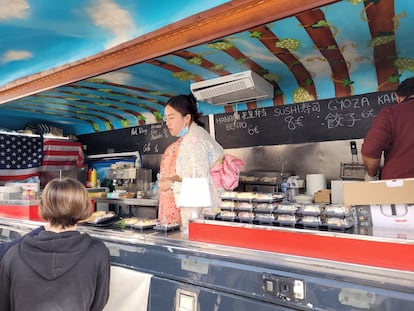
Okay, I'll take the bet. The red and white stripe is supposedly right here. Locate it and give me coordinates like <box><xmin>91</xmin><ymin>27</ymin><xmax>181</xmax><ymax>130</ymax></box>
<box><xmin>41</xmin><ymin>139</ymin><xmax>85</xmax><ymax>171</ymax></box>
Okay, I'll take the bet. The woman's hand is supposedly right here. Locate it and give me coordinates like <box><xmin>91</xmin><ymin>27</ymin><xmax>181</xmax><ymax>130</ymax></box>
<box><xmin>159</xmin><ymin>175</ymin><xmax>181</xmax><ymax>192</ymax></box>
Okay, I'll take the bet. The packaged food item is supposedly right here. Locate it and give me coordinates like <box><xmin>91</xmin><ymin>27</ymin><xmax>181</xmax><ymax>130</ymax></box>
<box><xmin>325</xmin><ymin>216</ymin><xmax>354</xmax><ymax>229</ymax></box>
<box><xmin>238</xmin><ymin>211</ymin><xmax>255</xmax><ymax>222</ymax></box>
<box><xmin>236</xmin><ymin>201</ymin><xmax>254</xmax><ymax>211</ymax></box>
<box><xmin>254</xmin><ymin>192</ymin><xmax>274</xmax><ymax>202</ymax></box>
<box><xmin>254</xmin><ymin>203</ymin><xmax>275</xmax><ymax>213</ymax></box>
<box><xmin>220</xmin><ymin>200</ymin><xmax>237</xmax><ymax>210</ymax></box>
<box><xmin>300</xmin><ymin>204</ymin><xmax>323</xmax><ymax>216</ymax></box>
<box><xmin>221</xmin><ymin>191</ymin><xmax>237</xmax><ymax>200</ymax></box>
<box><xmin>301</xmin><ymin>216</ymin><xmax>322</xmax><ymax>227</ymax></box>
<box><xmin>277</xmin><ymin>214</ymin><xmax>298</xmax><ymax>226</ymax></box>
<box><xmin>324</xmin><ymin>204</ymin><xmax>352</xmax><ymax>217</ymax></box>
<box><xmin>255</xmin><ymin>213</ymin><xmax>275</xmax><ymax>223</ymax></box>
<box><xmin>219</xmin><ymin>211</ymin><xmax>237</xmax><ymax>221</ymax></box>
<box><xmin>236</xmin><ymin>192</ymin><xmax>256</xmax><ymax>201</ymax></box>
<box><xmin>275</xmin><ymin>203</ymin><xmax>298</xmax><ymax>215</ymax></box>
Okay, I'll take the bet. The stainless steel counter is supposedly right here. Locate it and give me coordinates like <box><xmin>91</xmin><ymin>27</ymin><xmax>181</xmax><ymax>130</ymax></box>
<box><xmin>1</xmin><ymin>217</ymin><xmax>414</xmax><ymax>310</ymax></box>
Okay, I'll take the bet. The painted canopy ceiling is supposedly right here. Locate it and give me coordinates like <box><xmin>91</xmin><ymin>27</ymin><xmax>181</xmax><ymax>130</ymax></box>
<box><xmin>0</xmin><ymin>0</ymin><xmax>413</xmax><ymax>136</ymax></box>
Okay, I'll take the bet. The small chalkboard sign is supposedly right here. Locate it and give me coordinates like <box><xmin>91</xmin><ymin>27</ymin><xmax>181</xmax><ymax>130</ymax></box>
<box><xmin>214</xmin><ymin>91</ymin><xmax>396</xmax><ymax>149</ymax></box>
<box><xmin>80</xmin><ymin>116</ymin><xmax>209</xmax><ymax>155</ymax></box>
<box><xmin>131</xmin><ymin>122</ymin><xmax>176</xmax><ymax>154</ymax></box>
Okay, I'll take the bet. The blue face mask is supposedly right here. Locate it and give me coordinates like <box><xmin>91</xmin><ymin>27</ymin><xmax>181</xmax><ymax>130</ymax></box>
<box><xmin>176</xmin><ymin>125</ymin><xmax>189</xmax><ymax>137</ymax></box>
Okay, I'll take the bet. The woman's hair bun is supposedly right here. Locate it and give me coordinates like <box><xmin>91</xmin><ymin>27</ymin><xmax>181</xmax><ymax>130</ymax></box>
<box><xmin>187</xmin><ymin>93</ymin><xmax>197</xmax><ymax>107</ymax></box>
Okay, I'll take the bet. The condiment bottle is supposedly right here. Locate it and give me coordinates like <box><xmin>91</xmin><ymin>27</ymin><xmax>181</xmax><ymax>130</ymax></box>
<box><xmin>90</xmin><ymin>168</ymin><xmax>98</xmax><ymax>188</ymax></box>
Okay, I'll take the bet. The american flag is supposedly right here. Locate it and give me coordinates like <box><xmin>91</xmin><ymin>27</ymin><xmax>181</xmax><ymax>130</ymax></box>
<box><xmin>0</xmin><ymin>135</ymin><xmax>85</xmax><ymax>181</ymax></box>
<box><xmin>41</xmin><ymin>139</ymin><xmax>85</xmax><ymax>171</ymax></box>
<box><xmin>0</xmin><ymin>133</ymin><xmax>43</xmax><ymax>181</ymax></box>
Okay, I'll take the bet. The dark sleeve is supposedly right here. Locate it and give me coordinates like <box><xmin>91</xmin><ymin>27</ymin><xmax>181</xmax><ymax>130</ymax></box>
<box><xmin>0</xmin><ymin>253</ymin><xmax>11</xmax><ymax>309</ymax></box>
<box><xmin>90</xmin><ymin>243</ymin><xmax>111</xmax><ymax>311</ymax></box>
<box><xmin>0</xmin><ymin>226</ymin><xmax>45</xmax><ymax>259</ymax></box>
<box><xmin>361</xmin><ymin>108</ymin><xmax>393</xmax><ymax>159</ymax></box>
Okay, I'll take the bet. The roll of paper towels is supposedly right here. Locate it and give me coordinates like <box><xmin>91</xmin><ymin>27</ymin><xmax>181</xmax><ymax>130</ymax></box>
<box><xmin>306</xmin><ymin>174</ymin><xmax>326</xmax><ymax>196</ymax></box>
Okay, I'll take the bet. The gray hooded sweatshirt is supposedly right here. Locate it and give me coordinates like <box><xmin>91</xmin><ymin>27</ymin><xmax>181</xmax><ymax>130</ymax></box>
<box><xmin>0</xmin><ymin>230</ymin><xmax>110</xmax><ymax>311</ymax></box>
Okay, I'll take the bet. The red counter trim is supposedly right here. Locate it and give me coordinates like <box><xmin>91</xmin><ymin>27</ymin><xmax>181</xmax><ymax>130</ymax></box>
<box><xmin>189</xmin><ymin>222</ymin><xmax>414</xmax><ymax>272</ymax></box>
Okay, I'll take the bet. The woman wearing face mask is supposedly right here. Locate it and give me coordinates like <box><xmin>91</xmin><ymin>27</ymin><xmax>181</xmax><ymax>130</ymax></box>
<box><xmin>158</xmin><ymin>94</ymin><xmax>224</xmax><ymax>226</ymax></box>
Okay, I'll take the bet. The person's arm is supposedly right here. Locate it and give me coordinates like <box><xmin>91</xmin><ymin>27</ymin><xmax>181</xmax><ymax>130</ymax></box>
<box><xmin>362</xmin><ymin>154</ymin><xmax>380</xmax><ymax>178</ymax></box>
<box><xmin>0</xmin><ymin>226</ymin><xmax>45</xmax><ymax>259</ymax></box>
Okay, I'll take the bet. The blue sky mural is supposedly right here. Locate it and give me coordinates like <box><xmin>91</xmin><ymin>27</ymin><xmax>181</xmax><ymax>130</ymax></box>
<box><xmin>0</xmin><ymin>0</ymin><xmax>414</xmax><ymax>135</ymax></box>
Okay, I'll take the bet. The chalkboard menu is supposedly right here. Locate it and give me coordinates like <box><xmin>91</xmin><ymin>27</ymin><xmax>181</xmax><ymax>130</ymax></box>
<box><xmin>214</xmin><ymin>91</ymin><xmax>396</xmax><ymax>149</ymax></box>
<box><xmin>79</xmin><ymin>116</ymin><xmax>209</xmax><ymax>155</ymax></box>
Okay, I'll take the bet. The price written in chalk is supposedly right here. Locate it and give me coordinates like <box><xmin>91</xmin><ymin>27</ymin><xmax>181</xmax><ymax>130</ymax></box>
<box><xmin>214</xmin><ymin>90</ymin><xmax>396</xmax><ymax>149</ymax></box>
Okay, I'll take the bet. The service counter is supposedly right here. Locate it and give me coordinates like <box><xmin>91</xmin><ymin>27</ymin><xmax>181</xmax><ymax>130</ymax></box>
<box><xmin>0</xmin><ymin>199</ymin><xmax>42</xmax><ymax>221</ymax></box>
<box><xmin>1</xmin><ymin>217</ymin><xmax>414</xmax><ymax>310</ymax></box>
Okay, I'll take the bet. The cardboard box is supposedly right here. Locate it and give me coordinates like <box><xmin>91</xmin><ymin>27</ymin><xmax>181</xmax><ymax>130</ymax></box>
<box><xmin>331</xmin><ymin>180</ymin><xmax>355</xmax><ymax>204</ymax></box>
<box><xmin>344</xmin><ymin>178</ymin><xmax>414</xmax><ymax>205</ymax></box>
<box><xmin>345</xmin><ymin>178</ymin><xmax>414</xmax><ymax>236</ymax></box>
<box><xmin>313</xmin><ymin>189</ymin><xmax>331</xmax><ymax>204</ymax></box>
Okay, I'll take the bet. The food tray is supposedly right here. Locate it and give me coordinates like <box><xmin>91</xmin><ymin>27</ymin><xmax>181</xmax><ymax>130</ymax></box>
<box><xmin>235</xmin><ymin>202</ymin><xmax>254</xmax><ymax>212</ymax></box>
<box><xmin>131</xmin><ymin>220</ymin><xmax>157</xmax><ymax>229</ymax></box>
<box><xmin>218</xmin><ymin>211</ymin><xmax>237</xmax><ymax>221</ymax></box>
<box><xmin>83</xmin><ymin>219</ymin><xmax>119</xmax><ymax>227</ymax></box>
<box><xmin>325</xmin><ymin>216</ymin><xmax>354</xmax><ymax>229</ymax></box>
<box><xmin>255</xmin><ymin>213</ymin><xmax>275</xmax><ymax>224</ymax></box>
<box><xmin>300</xmin><ymin>216</ymin><xmax>322</xmax><ymax>227</ymax></box>
<box><xmin>254</xmin><ymin>203</ymin><xmax>275</xmax><ymax>213</ymax></box>
<box><xmin>154</xmin><ymin>223</ymin><xmax>181</xmax><ymax>232</ymax></box>
<box><xmin>220</xmin><ymin>191</ymin><xmax>238</xmax><ymax>200</ymax></box>
<box><xmin>272</xmin><ymin>193</ymin><xmax>284</xmax><ymax>202</ymax></box>
<box><xmin>299</xmin><ymin>204</ymin><xmax>323</xmax><ymax>216</ymax></box>
<box><xmin>254</xmin><ymin>192</ymin><xmax>274</xmax><ymax>203</ymax></box>
<box><xmin>203</xmin><ymin>214</ymin><xmax>218</xmax><ymax>220</ymax></box>
<box><xmin>324</xmin><ymin>205</ymin><xmax>352</xmax><ymax>217</ymax></box>
<box><xmin>276</xmin><ymin>214</ymin><xmax>298</xmax><ymax>226</ymax></box>
<box><xmin>87</xmin><ymin>213</ymin><xmax>119</xmax><ymax>224</ymax></box>
<box><xmin>275</xmin><ymin>203</ymin><xmax>298</xmax><ymax>215</ymax></box>
<box><xmin>220</xmin><ymin>200</ymin><xmax>237</xmax><ymax>210</ymax></box>
<box><xmin>238</xmin><ymin>212</ymin><xmax>255</xmax><ymax>222</ymax></box>
<box><xmin>235</xmin><ymin>192</ymin><xmax>256</xmax><ymax>202</ymax></box>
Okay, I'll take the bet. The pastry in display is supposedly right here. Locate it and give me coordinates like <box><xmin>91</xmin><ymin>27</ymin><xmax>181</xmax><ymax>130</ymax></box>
<box><xmin>219</xmin><ymin>211</ymin><xmax>237</xmax><ymax>220</ymax></box>
<box><xmin>238</xmin><ymin>211</ymin><xmax>255</xmax><ymax>221</ymax></box>
<box><xmin>134</xmin><ymin>218</ymin><xmax>157</xmax><ymax>228</ymax></box>
<box><xmin>237</xmin><ymin>201</ymin><xmax>254</xmax><ymax>211</ymax></box>
<box><xmin>220</xmin><ymin>200</ymin><xmax>237</xmax><ymax>209</ymax></box>
<box><xmin>221</xmin><ymin>191</ymin><xmax>237</xmax><ymax>200</ymax></box>
<box><xmin>236</xmin><ymin>192</ymin><xmax>256</xmax><ymax>201</ymax></box>
<box><xmin>254</xmin><ymin>192</ymin><xmax>273</xmax><ymax>202</ymax></box>
<box><xmin>84</xmin><ymin>211</ymin><xmax>116</xmax><ymax>224</ymax></box>
<box><xmin>124</xmin><ymin>217</ymin><xmax>139</xmax><ymax>226</ymax></box>
<box><xmin>254</xmin><ymin>203</ymin><xmax>275</xmax><ymax>213</ymax></box>
<box><xmin>255</xmin><ymin>213</ymin><xmax>275</xmax><ymax>223</ymax></box>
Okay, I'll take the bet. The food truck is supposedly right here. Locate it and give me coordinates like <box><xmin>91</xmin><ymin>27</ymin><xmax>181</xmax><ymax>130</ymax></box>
<box><xmin>0</xmin><ymin>0</ymin><xmax>414</xmax><ymax>310</ymax></box>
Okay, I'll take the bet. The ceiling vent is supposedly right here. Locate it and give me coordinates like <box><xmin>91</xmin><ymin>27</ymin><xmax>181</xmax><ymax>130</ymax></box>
<box><xmin>190</xmin><ymin>70</ymin><xmax>274</xmax><ymax>105</ymax></box>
